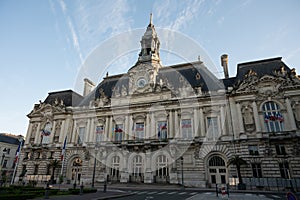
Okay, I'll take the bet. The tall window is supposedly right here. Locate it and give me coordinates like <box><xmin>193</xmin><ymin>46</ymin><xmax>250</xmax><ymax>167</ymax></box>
<box><xmin>181</xmin><ymin>119</ymin><xmax>192</xmax><ymax>139</ymax></box>
<box><xmin>41</xmin><ymin>122</ymin><xmax>52</xmax><ymax>144</ymax></box>
<box><xmin>133</xmin><ymin>155</ymin><xmax>143</xmax><ymax>177</ymax></box>
<box><xmin>207</xmin><ymin>117</ymin><xmax>219</xmax><ymax>139</ymax></box>
<box><xmin>157</xmin><ymin>121</ymin><xmax>167</xmax><ymax>140</ymax></box>
<box><xmin>263</xmin><ymin>101</ymin><xmax>284</xmax><ymax>132</ymax></box>
<box><xmin>96</xmin><ymin>125</ymin><xmax>105</xmax><ymax>142</ymax></box>
<box><xmin>2</xmin><ymin>160</ymin><xmax>8</xmax><ymax>168</ymax></box>
<box><xmin>156</xmin><ymin>155</ymin><xmax>168</xmax><ymax>177</ymax></box>
<box><xmin>34</xmin><ymin>164</ymin><xmax>39</xmax><ymax>175</ymax></box>
<box><xmin>279</xmin><ymin>162</ymin><xmax>290</xmax><ymax>178</ymax></box>
<box><xmin>78</xmin><ymin>127</ymin><xmax>85</xmax><ymax>144</ymax></box>
<box><xmin>110</xmin><ymin>156</ymin><xmax>120</xmax><ymax>178</ymax></box>
<box><xmin>251</xmin><ymin>163</ymin><xmax>262</xmax><ymax>178</ymax></box>
<box><xmin>135</xmin><ymin>123</ymin><xmax>144</xmax><ymax>140</ymax></box>
<box><xmin>114</xmin><ymin>124</ymin><xmax>123</xmax><ymax>141</ymax></box>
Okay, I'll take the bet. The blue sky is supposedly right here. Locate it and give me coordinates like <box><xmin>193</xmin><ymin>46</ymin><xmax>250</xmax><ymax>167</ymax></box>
<box><xmin>0</xmin><ymin>0</ymin><xmax>299</xmax><ymax>136</ymax></box>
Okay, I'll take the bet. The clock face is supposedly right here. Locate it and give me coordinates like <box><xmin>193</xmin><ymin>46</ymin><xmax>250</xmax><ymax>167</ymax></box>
<box><xmin>137</xmin><ymin>78</ymin><xmax>147</xmax><ymax>88</ymax></box>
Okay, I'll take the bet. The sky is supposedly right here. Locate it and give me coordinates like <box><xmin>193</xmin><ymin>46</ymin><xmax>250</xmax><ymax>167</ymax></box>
<box><xmin>0</xmin><ymin>0</ymin><xmax>299</xmax><ymax>136</ymax></box>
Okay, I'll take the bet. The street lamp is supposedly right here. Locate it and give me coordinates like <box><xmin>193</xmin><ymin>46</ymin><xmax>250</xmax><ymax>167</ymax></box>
<box><xmin>92</xmin><ymin>145</ymin><xmax>99</xmax><ymax>188</ymax></box>
<box><xmin>180</xmin><ymin>156</ymin><xmax>184</xmax><ymax>189</ymax></box>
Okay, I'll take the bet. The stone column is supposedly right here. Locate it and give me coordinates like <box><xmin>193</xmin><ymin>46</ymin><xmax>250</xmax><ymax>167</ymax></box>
<box><xmin>105</xmin><ymin>116</ymin><xmax>109</xmax><ymax>141</ymax></box>
<box><xmin>286</xmin><ymin>98</ymin><xmax>297</xmax><ymax>131</ymax></box>
<box><xmin>34</xmin><ymin>123</ymin><xmax>41</xmax><ymax>144</ymax></box>
<box><xmin>220</xmin><ymin>105</ymin><xmax>225</xmax><ymax>135</ymax></box>
<box><xmin>109</xmin><ymin>116</ymin><xmax>113</xmax><ymax>141</ymax></box>
<box><xmin>89</xmin><ymin>118</ymin><xmax>95</xmax><ymax>142</ymax></box>
<box><xmin>193</xmin><ymin>108</ymin><xmax>199</xmax><ymax>137</ymax></box>
<box><xmin>174</xmin><ymin>110</ymin><xmax>179</xmax><ymax>138</ymax></box>
<box><xmin>236</xmin><ymin>102</ymin><xmax>245</xmax><ymax>134</ymax></box>
<box><xmin>169</xmin><ymin>110</ymin><xmax>173</xmax><ymax>138</ymax></box>
<box><xmin>144</xmin><ymin>152</ymin><xmax>153</xmax><ymax>183</ymax></box>
<box><xmin>129</xmin><ymin>116</ymin><xmax>133</xmax><ymax>140</ymax></box>
<box><xmin>252</xmin><ymin>101</ymin><xmax>261</xmax><ymax>132</ymax></box>
<box><xmin>125</xmin><ymin>115</ymin><xmax>129</xmax><ymax>140</ymax></box>
<box><xmin>49</xmin><ymin>120</ymin><xmax>56</xmax><ymax>143</ymax></box>
<box><xmin>25</xmin><ymin>123</ymin><xmax>33</xmax><ymax>144</ymax></box>
<box><xmin>199</xmin><ymin>108</ymin><xmax>205</xmax><ymax>137</ymax></box>
<box><xmin>229</xmin><ymin>98</ymin><xmax>239</xmax><ymax>138</ymax></box>
<box><xmin>59</xmin><ymin>120</ymin><xmax>65</xmax><ymax>143</ymax></box>
<box><xmin>146</xmin><ymin>114</ymin><xmax>150</xmax><ymax>139</ymax></box>
<box><xmin>151</xmin><ymin>112</ymin><xmax>155</xmax><ymax>139</ymax></box>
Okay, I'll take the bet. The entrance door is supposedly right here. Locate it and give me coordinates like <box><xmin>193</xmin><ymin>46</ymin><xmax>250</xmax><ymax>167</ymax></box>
<box><xmin>208</xmin><ymin>156</ymin><xmax>227</xmax><ymax>185</ymax></box>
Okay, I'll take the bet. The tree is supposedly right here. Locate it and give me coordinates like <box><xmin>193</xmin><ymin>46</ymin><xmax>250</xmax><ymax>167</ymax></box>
<box><xmin>49</xmin><ymin>159</ymin><xmax>60</xmax><ymax>183</ymax></box>
<box><xmin>227</xmin><ymin>155</ymin><xmax>247</xmax><ymax>187</ymax></box>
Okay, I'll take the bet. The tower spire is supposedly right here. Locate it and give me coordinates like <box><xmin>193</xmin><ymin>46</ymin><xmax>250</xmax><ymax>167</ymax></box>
<box><xmin>149</xmin><ymin>13</ymin><xmax>153</xmax><ymax>26</ymax></box>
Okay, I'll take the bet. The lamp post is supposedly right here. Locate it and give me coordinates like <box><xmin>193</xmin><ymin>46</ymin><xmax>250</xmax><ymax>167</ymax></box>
<box><xmin>180</xmin><ymin>156</ymin><xmax>184</xmax><ymax>189</ymax></box>
<box><xmin>92</xmin><ymin>146</ymin><xmax>99</xmax><ymax>188</ymax></box>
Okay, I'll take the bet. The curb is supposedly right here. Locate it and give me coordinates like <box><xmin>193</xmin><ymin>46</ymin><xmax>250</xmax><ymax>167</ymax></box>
<box><xmin>96</xmin><ymin>193</ymin><xmax>134</xmax><ymax>200</ymax></box>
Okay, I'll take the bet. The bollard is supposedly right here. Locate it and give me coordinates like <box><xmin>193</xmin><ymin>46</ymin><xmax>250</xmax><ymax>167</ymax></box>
<box><xmin>44</xmin><ymin>183</ymin><xmax>50</xmax><ymax>199</ymax></box>
<box><xmin>216</xmin><ymin>184</ymin><xmax>218</xmax><ymax>197</ymax></box>
<box><xmin>80</xmin><ymin>182</ymin><xmax>84</xmax><ymax>195</ymax></box>
<box><xmin>103</xmin><ymin>180</ymin><xmax>107</xmax><ymax>193</ymax></box>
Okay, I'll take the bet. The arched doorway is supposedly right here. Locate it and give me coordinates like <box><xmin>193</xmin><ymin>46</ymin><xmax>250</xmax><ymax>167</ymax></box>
<box><xmin>130</xmin><ymin>155</ymin><xmax>144</xmax><ymax>183</ymax></box>
<box><xmin>70</xmin><ymin>158</ymin><xmax>82</xmax><ymax>186</ymax></box>
<box><xmin>155</xmin><ymin>155</ymin><xmax>169</xmax><ymax>183</ymax></box>
<box><xmin>207</xmin><ymin>155</ymin><xmax>227</xmax><ymax>185</ymax></box>
<box><xmin>108</xmin><ymin>156</ymin><xmax>120</xmax><ymax>182</ymax></box>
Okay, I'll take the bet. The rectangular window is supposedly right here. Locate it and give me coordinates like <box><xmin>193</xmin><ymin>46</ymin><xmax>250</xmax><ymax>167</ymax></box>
<box><xmin>2</xmin><ymin>160</ymin><xmax>8</xmax><ymax>168</ymax></box>
<box><xmin>276</xmin><ymin>144</ymin><xmax>286</xmax><ymax>155</ymax></box>
<box><xmin>78</xmin><ymin>127</ymin><xmax>85</xmax><ymax>144</ymax></box>
<box><xmin>181</xmin><ymin>119</ymin><xmax>192</xmax><ymax>139</ymax></box>
<box><xmin>251</xmin><ymin>163</ymin><xmax>262</xmax><ymax>178</ymax></box>
<box><xmin>248</xmin><ymin>145</ymin><xmax>259</xmax><ymax>155</ymax></box>
<box><xmin>96</xmin><ymin>125</ymin><xmax>105</xmax><ymax>142</ymax></box>
<box><xmin>135</xmin><ymin>123</ymin><xmax>144</xmax><ymax>140</ymax></box>
<box><xmin>279</xmin><ymin>162</ymin><xmax>289</xmax><ymax>178</ymax></box>
<box><xmin>114</xmin><ymin>124</ymin><xmax>123</xmax><ymax>141</ymax></box>
<box><xmin>157</xmin><ymin>121</ymin><xmax>167</xmax><ymax>140</ymax></box>
<box><xmin>207</xmin><ymin>117</ymin><xmax>219</xmax><ymax>139</ymax></box>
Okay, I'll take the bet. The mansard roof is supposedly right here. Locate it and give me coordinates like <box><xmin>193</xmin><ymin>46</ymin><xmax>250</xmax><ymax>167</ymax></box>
<box><xmin>44</xmin><ymin>90</ymin><xmax>83</xmax><ymax>107</ymax></box>
<box><xmin>0</xmin><ymin>133</ymin><xmax>21</xmax><ymax>145</ymax></box>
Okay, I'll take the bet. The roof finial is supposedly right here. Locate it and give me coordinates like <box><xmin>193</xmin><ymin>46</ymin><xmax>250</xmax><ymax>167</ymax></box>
<box><xmin>150</xmin><ymin>13</ymin><xmax>153</xmax><ymax>25</ymax></box>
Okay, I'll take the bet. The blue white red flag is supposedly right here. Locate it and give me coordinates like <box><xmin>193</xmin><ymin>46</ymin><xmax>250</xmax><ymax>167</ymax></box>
<box><xmin>61</xmin><ymin>136</ymin><xmax>67</xmax><ymax>161</ymax></box>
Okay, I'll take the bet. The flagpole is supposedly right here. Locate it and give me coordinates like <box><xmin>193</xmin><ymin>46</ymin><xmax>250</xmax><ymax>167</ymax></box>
<box><xmin>60</xmin><ymin>136</ymin><xmax>67</xmax><ymax>176</ymax></box>
<box><xmin>11</xmin><ymin>139</ymin><xmax>23</xmax><ymax>185</ymax></box>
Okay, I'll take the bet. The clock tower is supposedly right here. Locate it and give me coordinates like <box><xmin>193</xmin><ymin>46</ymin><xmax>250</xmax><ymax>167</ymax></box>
<box><xmin>128</xmin><ymin>14</ymin><xmax>162</xmax><ymax>94</ymax></box>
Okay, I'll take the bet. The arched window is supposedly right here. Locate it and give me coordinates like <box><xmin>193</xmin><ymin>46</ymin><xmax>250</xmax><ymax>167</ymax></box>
<box><xmin>209</xmin><ymin>156</ymin><xmax>225</xmax><ymax>166</ymax></box>
<box><xmin>156</xmin><ymin>155</ymin><xmax>168</xmax><ymax>177</ymax></box>
<box><xmin>262</xmin><ymin>101</ymin><xmax>284</xmax><ymax>132</ymax></box>
<box><xmin>133</xmin><ymin>155</ymin><xmax>143</xmax><ymax>177</ymax></box>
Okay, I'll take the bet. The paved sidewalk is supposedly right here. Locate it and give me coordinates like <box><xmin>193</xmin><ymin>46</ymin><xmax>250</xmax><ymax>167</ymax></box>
<box><xmin>32</xmin><ymin>189</ymin><xmax>133</xmax><ymax>200</ymax></box>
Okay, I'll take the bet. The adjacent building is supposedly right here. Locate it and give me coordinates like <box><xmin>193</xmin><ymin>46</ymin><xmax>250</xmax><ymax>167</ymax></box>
<box><xmin>15</xmin><ymin>19</ymin><xmax>300</xmax><ymax>189</ymax></box>
<box><xmin>0</xmin><ymin>133</ymin><xmax>23</xmax><ymax>184</ymax></box>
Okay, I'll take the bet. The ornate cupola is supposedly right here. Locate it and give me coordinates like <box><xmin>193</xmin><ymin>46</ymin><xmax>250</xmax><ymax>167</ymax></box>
<box><xmin>138</xmin><ymin>13</ymin><xmax>161</xmax><ymax>64</ymax></box>
<box><xmin>128</xmin><ymin>14</ymin><xmax>163</xmax><ymax>94</ymax></box>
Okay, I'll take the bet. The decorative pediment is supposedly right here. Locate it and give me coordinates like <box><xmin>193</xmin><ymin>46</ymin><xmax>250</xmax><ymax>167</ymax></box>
<box><xmin>28</xmin><ymin>99</ymin><xmax>66</xmax><ymax>117</ymax></box>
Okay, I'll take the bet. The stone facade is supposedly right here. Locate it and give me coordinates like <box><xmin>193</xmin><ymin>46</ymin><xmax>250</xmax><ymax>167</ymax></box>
<box><xmin>15</xmin><ymin>20</ymin><xmax>300</xmax><ymax>188</ymax></box>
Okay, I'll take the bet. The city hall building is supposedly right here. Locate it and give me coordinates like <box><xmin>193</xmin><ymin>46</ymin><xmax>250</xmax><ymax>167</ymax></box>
<box><xmin>16</xmin><ymin>20</ymin><xmax>300</xmax><ymax>188</ymax></box>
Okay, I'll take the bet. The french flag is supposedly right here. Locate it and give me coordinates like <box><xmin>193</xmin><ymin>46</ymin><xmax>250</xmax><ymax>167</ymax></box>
<box><xmin>61</xmin><ymin>136</ymin><xmax>67</xmax><ymax>161</ymax></box>
<box><xmin>14</xmin><ymin>140</ymin><xmax>23</xmax><ymax>164</ymax></box>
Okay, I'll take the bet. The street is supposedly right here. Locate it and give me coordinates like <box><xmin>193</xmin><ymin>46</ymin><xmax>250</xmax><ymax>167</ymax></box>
<box><xmin>116</xmin><ymin>189</ymin><xmax>284</xmax><ymax>200</ymax></box>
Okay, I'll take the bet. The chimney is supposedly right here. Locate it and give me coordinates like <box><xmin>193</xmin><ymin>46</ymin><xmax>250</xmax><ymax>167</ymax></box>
<box><xmin>221</xmin><ymin>54</ymin><xmax>229</xmax><ymax>79</ymax></box>
<box><xmin>83</xmin><ymin>78</ymin><xmax>95</xmax><ymax>97</ymax></box>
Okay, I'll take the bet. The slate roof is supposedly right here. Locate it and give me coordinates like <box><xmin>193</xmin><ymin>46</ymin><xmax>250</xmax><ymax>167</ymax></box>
<box><xmin>0</xmin><ymin>133</ymin><xmax>21</xmax><ymax>145</ymax></box>
<box><xmin>43</xmin><ymin>57</ymin><xmax>293</xmax><ymax>107</ymax></box>
<box><xmin>44</xmin><ymin>90</ymin><xmax>83</xmax><ymax>107</ymax></box>
<box><xmin>222</xmin><ymin>57</ymin><xmax>291</xmax><ymax>88</ymax></box>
